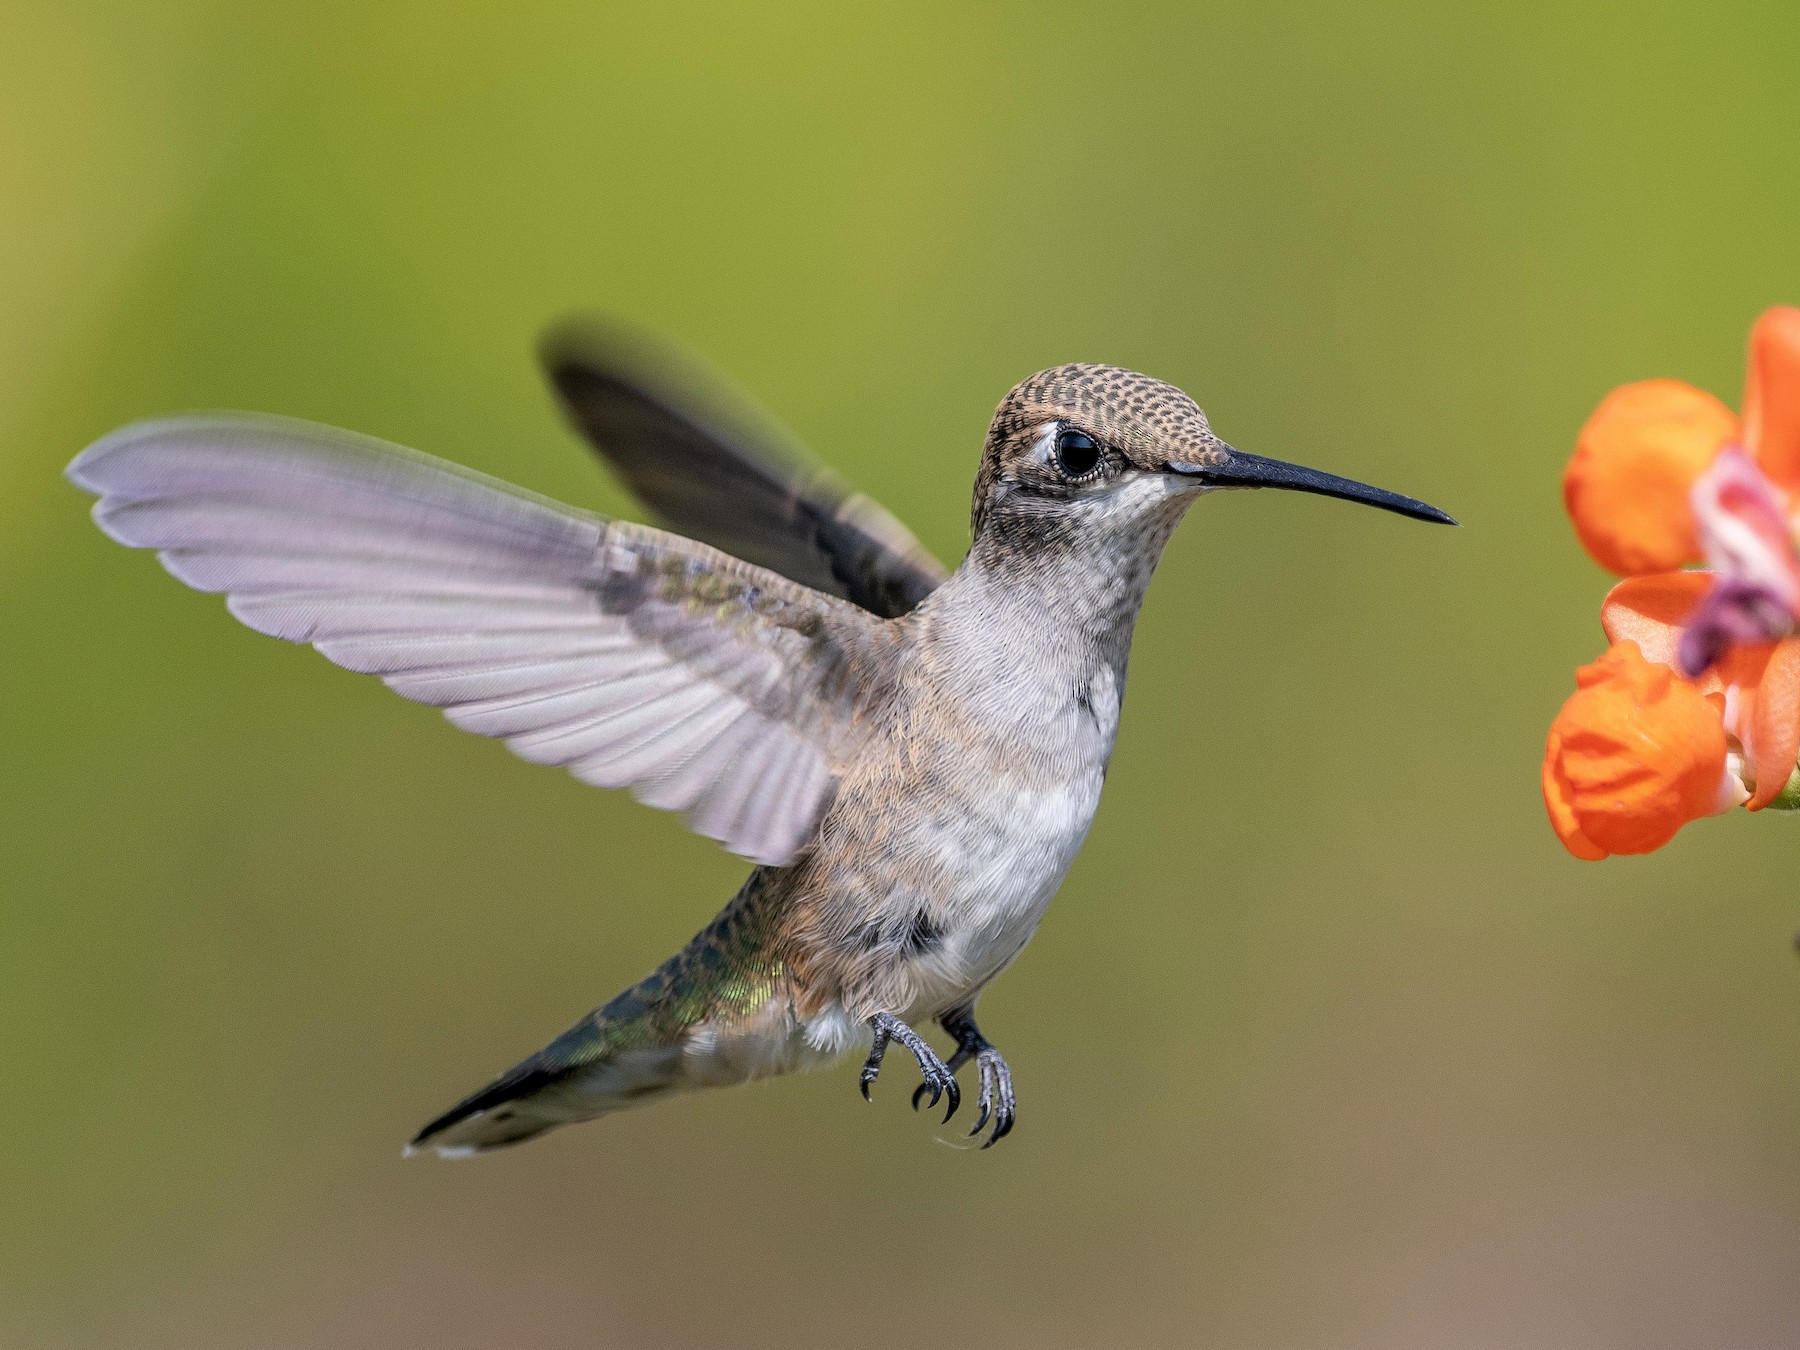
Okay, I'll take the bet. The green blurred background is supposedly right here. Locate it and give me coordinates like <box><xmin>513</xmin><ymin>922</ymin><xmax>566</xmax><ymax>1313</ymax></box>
<box><xmin>6</xmin><ymin>3</ymin><xmax>1800</xmax><ymax>1346</ymax></box>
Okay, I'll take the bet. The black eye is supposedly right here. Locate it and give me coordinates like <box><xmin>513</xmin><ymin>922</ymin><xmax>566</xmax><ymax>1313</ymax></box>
<box><xmin>1054</xmin><ymin>427</ymin><xmax>1102</xmax><ymax>478</ymax></box>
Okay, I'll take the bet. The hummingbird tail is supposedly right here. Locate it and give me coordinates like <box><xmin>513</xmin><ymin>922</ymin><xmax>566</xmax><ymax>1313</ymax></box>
<box><xmin>404</xmin><ymin>1007</ymin><xmax>689</xmax><ymax>1157</ymax></box>
<box><xmin>407</xmin><ymin>875</ymin><xmax>791</xmax><ymax>1158</ymax></box>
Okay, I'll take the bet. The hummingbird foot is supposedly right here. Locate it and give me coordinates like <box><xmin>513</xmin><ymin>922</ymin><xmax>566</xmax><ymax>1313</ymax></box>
<box><xmin>911</xmin><ymin>1004</ymin><xmax>1015</xmax><ymax>1146</ymax></box>
<box><xmin>964</xmin><ymin>1046</ymin><xmax>1015</xmax><ymax>1148</ymax></box>
<box><xmin>859</xmin><ymin>1012</ymin><xmax>960</xmax><ymax>1123</ymax></box>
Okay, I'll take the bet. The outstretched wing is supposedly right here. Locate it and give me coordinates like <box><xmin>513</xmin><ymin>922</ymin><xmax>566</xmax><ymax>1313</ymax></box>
<box><xmin>69</xmin><ymin>414</ymin><xmax>896</xmax><ymax>866</ymax></box>
<box><xmin>540</xmin><ymin>318</ymin><xmax>949</xmax><ymax>620</ymax></box>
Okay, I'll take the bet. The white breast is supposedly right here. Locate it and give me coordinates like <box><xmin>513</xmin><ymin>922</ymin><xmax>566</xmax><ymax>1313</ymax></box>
<box><xmin>900</xmin><ymin>660</ymin><xmax>1119</xmax><ymax>1011</ymax></box>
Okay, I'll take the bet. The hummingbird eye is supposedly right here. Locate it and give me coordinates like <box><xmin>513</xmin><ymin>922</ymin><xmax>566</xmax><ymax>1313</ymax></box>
<box><xmin>1053</xmin><ymin>427</ymin><xmax>1102</xmax><ymax>479</ymax></box>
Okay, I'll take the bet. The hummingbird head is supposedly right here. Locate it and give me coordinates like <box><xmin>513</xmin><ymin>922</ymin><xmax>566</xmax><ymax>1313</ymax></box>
<box><xmin>970</xmin><ymin>364</ymin><xmax>1454</xmax><ymax>550</ymax></box>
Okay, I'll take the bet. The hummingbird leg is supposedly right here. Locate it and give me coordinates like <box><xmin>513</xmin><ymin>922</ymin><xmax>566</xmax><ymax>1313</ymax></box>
<box><xmin>859</xmin><ymin>1012</ymin><xmax>960</xmax><ymax>1122</ymax></box>
<box><xmin>910</xmin><ymin>1004</ymin><xmax>1016</xmax><ymax>1147</ymax></box>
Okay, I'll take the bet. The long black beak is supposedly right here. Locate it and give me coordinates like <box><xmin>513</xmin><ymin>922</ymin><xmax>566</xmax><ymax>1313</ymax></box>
<box><xmin>1167</xmin><ymin>445</ymin><xmax>1456</xmax><ymax>525</ymax></box>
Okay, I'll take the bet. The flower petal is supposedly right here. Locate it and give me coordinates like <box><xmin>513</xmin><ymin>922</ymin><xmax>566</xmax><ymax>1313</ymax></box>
<box><xmin>1746</xmin><ymin>635</ymin><xmax>1800</xmax><ymax>810</ymax></box>
<box><xmin>1601</xmin><ymin>571</ymin><xmax>1712</xmax><ymax>670</ymax></box>
<box><xmin>1542</xmin><ymin>735</ymin><xmax>1608</xmax><ymax>860</ymax></box>
<box><xmin>1744</xmin><ymin>305</ymin><xmax>1800</xmax><ymax>491</ymax></box>
<box><xmin>1677</xmin><ymin>580</ymin><xmax>1795</xmax><ymax>677</ymax></box>
<box><xmin>1678</xmin><ymin>446</ymin><xmax>1800</xmax><ymax>675</ymax></box>
<box><xmin>1541</xmin><ymin>641</ymin><xmax>1732</xmax><ymax>858</ymax></box>
<box><xmin>1563</xmin><ymin>380</ymin><xmax>1739</xmax><ymax>576</ymax></box>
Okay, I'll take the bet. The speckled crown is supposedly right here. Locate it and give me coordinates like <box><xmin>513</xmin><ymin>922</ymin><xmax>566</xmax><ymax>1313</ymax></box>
<box><xmin>972</xmin><ymin>364</ymin><xmax>1225</xmax><ymax>533</ymax></box>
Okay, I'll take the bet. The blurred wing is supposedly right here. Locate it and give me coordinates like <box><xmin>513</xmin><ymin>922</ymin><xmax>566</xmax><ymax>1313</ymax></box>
<box><xmin>540</xmin><ymin>318</ymin><xmax>949</xmax><ymax>620</ymax></box>
<box><xmin>69</xmin><ymin>414</ymin><xmax>894</xmax><ymax>866</ymax></box>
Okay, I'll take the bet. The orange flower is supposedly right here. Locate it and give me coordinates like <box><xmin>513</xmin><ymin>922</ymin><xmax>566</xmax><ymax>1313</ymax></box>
<box><xmin>1602</xmin><ymin>573</ymin><xmax>1800</xmax><ymax>810</ymax></box>
<box><xmin>1542</xmin><ymin>642</ymin><xmax>1737</xmax><ymax>860</ymax></box>
<box><xmin>1562</xmin><ymin>307</ymin><xmax>1800</xmax><ymax>579</ymax></box>
<box><xmin>1545</xmin><ymin>307</ymin><xmax>1800</xmax><ymax>859</ymax></box>
<box><xmin>1563</xmin><ymin>380</ymin><xmax>1737</xmax><ymax>575</ymax></box>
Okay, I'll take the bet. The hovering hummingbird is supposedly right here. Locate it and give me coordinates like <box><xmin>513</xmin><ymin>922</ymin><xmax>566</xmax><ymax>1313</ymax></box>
<box><xmin>67</xmin><ymin>322</ymin><xmax>1453</xmax><ymax>1152</ymax></box>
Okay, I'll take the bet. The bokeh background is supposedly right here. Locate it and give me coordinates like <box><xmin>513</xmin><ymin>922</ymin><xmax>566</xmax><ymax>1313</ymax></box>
<box><xmin>6</xmin><ymin>3</ymin><xmax>1800</xmax><ymax>1346</ymax></box>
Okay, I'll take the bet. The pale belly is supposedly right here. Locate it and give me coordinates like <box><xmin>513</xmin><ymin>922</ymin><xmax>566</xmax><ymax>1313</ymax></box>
<box><xmin>920</xmin><ymin>770</ymin><xmax>1105</xmax><ymax>995</ymax></box>
<box><xmin>791</xmin><ymin>676</ymin><xmax>1116</xmax><ymax>1058</ymax></box>
<box><xmin>785</xmin><ymin>765</ymin><xmax>1103</xmax><ymax>1060</ymax></box>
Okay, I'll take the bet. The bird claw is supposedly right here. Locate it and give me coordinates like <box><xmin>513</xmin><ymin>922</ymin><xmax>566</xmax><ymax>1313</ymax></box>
<box><xmin>864</xmin><ymin>1013</ymin><xmax>1013</xmax><ymax>1142</ymax></box>
<box><xmin>911</xmin><ymin>1043</ymin><xmax>971</xmax><ymax>1113</ymax></box>
<box><xmin>924</xmin><ymin>1064</ymin><xmax>960</xmax><ymax>1123</ymax></box>
<box><xmin>968</xmin><ymin>1097</ymin><xmax>991</xmax><ymax>1136</ymax></box>
<box><xmin>859</xmin><ymin>1020</ymin><xmax>891</xmax><ymax>1103</ymax></box>
<box><xmin>861</xmin><ymin>1013</ymin><xmax>959</xmax><ymax>1124</ymax></box>
<box><xmin>968</xmin><ymin>1046</ymin><xmax>1015</xmax><ymax>1148</ymax></box>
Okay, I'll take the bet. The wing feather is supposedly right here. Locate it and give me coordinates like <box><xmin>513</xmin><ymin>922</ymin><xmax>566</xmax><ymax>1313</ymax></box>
<box><xmin>69</xmin><ymin>412</ymin><xmax>895</xmax><ymax>865</ymax></box>
<box><xmin>541</xmin><ymin>318</ymin><xmax>949</xmax><ymax>619</ymax></box>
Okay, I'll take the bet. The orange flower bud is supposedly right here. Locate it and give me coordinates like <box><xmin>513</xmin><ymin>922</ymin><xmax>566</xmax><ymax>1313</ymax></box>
<box><xmin>1745</xmin><ymin>305</ymin><xmax>1800</xmax><ymax>491</ymax></box>
<box><xmin>1542</xmin><ymin>641</ymin><xmax>1732</xmax><ymax>859</ymax></box>
<box><xmin>1563</xmin><ymin>380</ymin><xmax>1740</xmax><ymax>576</ymax></box>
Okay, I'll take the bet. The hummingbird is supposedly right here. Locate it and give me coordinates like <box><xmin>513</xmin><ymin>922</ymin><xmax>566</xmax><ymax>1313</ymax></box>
<box><xmin>67</xmin><ymin>321</ymin><xmax>1453</xmax><ymax>1153</ymax></box>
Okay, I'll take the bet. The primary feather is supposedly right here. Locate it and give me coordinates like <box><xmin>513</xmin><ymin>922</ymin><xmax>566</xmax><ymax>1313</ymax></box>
<box><xmin>68</xmin><ymin>413</ymin><xmax>892</xmax><ymax>865</ymax></box>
